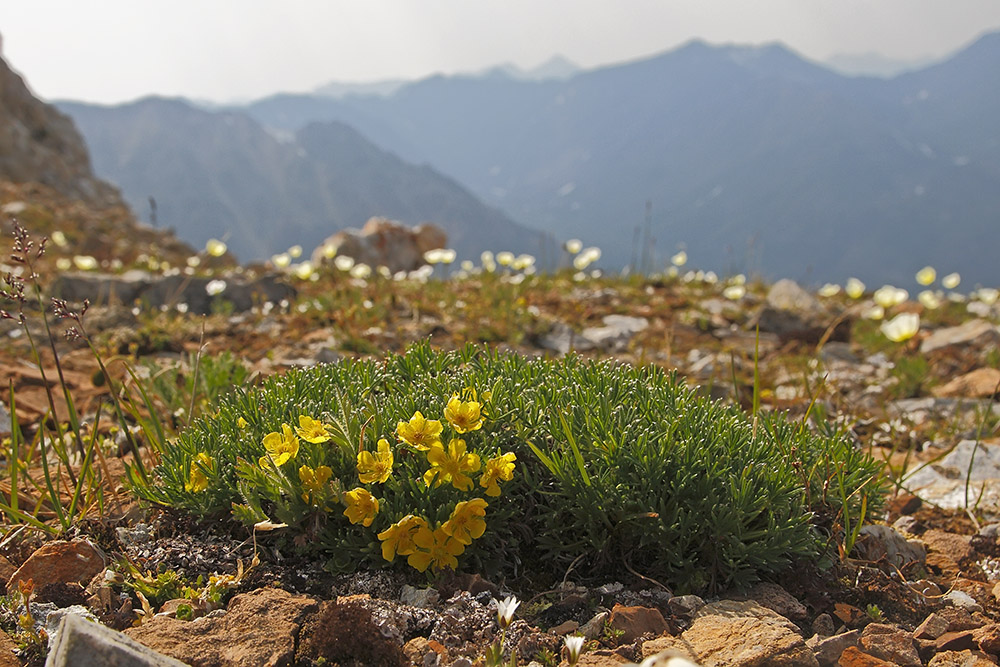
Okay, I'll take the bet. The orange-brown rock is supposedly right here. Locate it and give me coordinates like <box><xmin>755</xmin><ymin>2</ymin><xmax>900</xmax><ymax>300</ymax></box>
<box><xmin>126</xmin><ymin>587</ymin><xmax>320</xmax><ymax>667</ymax></box>
<box><xmin>838</xmin><ymin>645</ymin><xmax>898</xmax><ymax>666</ymax></box>
<box><xmin>933</xmin><ymin>368</ymin><xmax>1000</xmax><ymax>399</ymax></box>
<box><xmin>608</xmin><ymin>604</ymin><xmax>670</xmax><ymax>643</ymax></box>
<box><xmin>6</xmin><ymin>539</ymin><xmax>105</xmax><ymax>594</ymax></box>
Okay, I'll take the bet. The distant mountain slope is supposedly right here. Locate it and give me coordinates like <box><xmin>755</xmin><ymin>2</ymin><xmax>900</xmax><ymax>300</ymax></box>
<box><xmin>237</xmin><ymin>35</ymin><xmax>1000</xmax><ymax>285</ymax></box>
<box><xmin>0</xmin><ymin>47</ymin><xmax>124</xmax><ymax>209</ymax></box>
<box><xmin>59</xmin><ymin>97</ymin><xmax>549</xmax><ymax>263</ymax></box>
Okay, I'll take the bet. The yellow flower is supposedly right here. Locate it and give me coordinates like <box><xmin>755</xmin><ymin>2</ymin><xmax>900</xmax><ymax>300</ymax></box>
<box><xmin>299</xmin><ymin>464</ymin><xmax>333</xmax><ymax>502</ymax></box>
<box><xmin>237</xmin><ymin>416</ymin><xmax>248</xmax><ymax>429</ymax></box>
<box><xmin>442</xmin><ymin>498</ymin><xmax>488</xmax><ymax>545</ymax></box>
<box><xmin>407</xmin><ymin>526</ymin><xmax>465</xmax><ymax>572</ymax></box>
<box><xmin>342</xmin><ymin>487</ymin><xmax>379</xmax><ymax>526</ymax></box>
<box><xmin>185</xmin><ymin>453</ymin><xmax>214</xmax><ymax>493</ymax></box>
<box><xmin>377</xmin><ymin>514</ymin><xmax>429</xmax><ymax>561</ymax></box>
<box><xmin>357</xmin><ymin>438</ymin><xmax>394</xmax><ymax>484</ymax></box>
<box><xmin>423</xmin><ymin>439</ymin><xmax>481</xmax><ymax>491</ymax></box>
<box><xmin>444</xmin><ymin>392</ymin><xmax>484</xmax><ymax>434</ymax></box>
<box><xmin>295</xmin><ymin>415</ymin><xmax>332</xmax><ymax>444</ymax></box>
<box><xmin>259</xmin><ymin>423</ymin><xmax>299</xmax><ymax>468</ymax></box>
<box><xmin>480</xmin><ymin>452</ymin><xmax>517</xmax><ymax>497</ymax></box>
<box><xmin>396</xmin><ymin>411</ymin><xmax>443</xmax><ymax>451</ymax></box>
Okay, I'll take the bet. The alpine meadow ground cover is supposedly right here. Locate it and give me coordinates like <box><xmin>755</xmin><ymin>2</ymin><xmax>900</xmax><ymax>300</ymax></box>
<box><xmin>128</xmin><ymin>342</ymin><xmax>885</xmax><ymax>594</ymax></box>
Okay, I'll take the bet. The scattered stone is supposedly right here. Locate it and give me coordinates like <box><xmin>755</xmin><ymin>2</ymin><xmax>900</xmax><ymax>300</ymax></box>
<box><xmin>7</xmin><ymin>540</ymin><xmax>105</xmax><ymax>593</ymax></box>
<box><xmin>887</xmin><ymin>493</ymin><xmax>922</xmax><ymax>518</ymax></box>
<box><xmin>125</xmin><ymin>588</ymin><xmax>319</xmax><ymax>667</ymax></box>
<box><xmin>750</xmin><ymin>279</ymin><xmax>847</xmax><ymax>343</ymax></box>
<box><xmin>859</xmin><ymin>623</ymin><xmax>921</xmax><ymax>666</ymax></box>
<box><xmin>813</xmin><ymin>614</ymin><xmax>836</xmax><ymax>638</ymax></box>
<box><xmin>640</xmin><ymin>636</ymin><xmax>699</xmax><ymax>664</ymax></box>
<box><xmin>400</xmin><ymin>585</ymin><xmax>440</xmax><ymax>608</ymax></box>
<box><xmin>852</xmin><ymin>525</ymin><xmax>927</xmax><ymax>567</ymax></box>
<box><xmin>311</xmin><ymin>217</ymin><xmax>446</xmax><ymax>273</ymax></box>
<box><xmin>934</xmin><ymin>631</ymin><xmax>977</xmax><ymax>652</ymax></box>
<box><xmin>50</xmin><ymin>271</ymin><xmax>297</xmax><ymax>315</ymax></box>
<box><xmin>920</xmin><ymin>320</ymin><xmax>1000</xmax><ymax>354</ymax></box>
<box><xmin>581</xmin><ymin>611</ymin><xmax>611</xmax><ymax>640</ymax></box>
<box><xmin>837</xmin><ymin>645</ymin><xmax>897</xmax><ymax>666</ymax></box>
<box><xmin>944</xmin><ymin>590</ymin><xmax>982</xmax><ymax>613</ymax></box>
<box><xmin>745</xmin><ymin>582</ymin><xmax>808</xmax><ymax>621</ymax></box>
<box><xmin>45</xmin><ymin>613</ymin><xmax>188</xmax><ymax>667</ymax></box>
<box><xmin>608</xmin><ymin>604</ymin><xmax>669</xmax><ymax>643</ymax></box>
<box><xmin>0</xmin><ymin>630</ymin><xmax>18</xmax><ymax>667</ymax></box>
<box><xmin>676</xmin><ymin>599</ymin><xmax>819</xmax><ymax>666</ymax></box>
<box><xmin>972</xmin><ymin>624</ymin><xmax>1000</xmax><ymax>653</ymax></box>
<box><xmin>806</xmin><ymin>629</ymin><xmax>859</xmax><ymax>666</ymax></box>
<box><xmin>667</xmin><ymin>595</ymin><xmax>705</xmax><ymax>618</ymax></box>
<box><xmin>923</xmin><ymin>530</ymin><xmax>977</xmax><ymax>563</ymax></box>
<box><xmin>833</xmin><ymin>603</ymin><xmax>866</xmax><ymax>627</ymax></box>
<box><xmin>550</xmin><ymin>620</ymin><xmax>580</xmax><ymax>635</ymax></box>
<box><xmin>904</xmin><ymin>440</ymin><xmax>1000</xmax><ymax>517</ymax></box>
<box><xmin>402</xmin><ymin>637</ymin><xmax>449</xmax><ymax>667</ymax></box>
<box><xmin>916</xmin><ymin>613</ymin><xmax>956</xmax><ymax>640</ymax></box>
<box><xmin>927</xmin><ymin>649</ymin><xmax>999</xmax><ymax>666</ymax></box>
<box><xmin>934</xmin><ymin>368</ymin><xmax>1000</xmax><ymax>399</ymax></box>
<box><xmin>538</xmin><ymin>315</ymin><xmax>649</xmax><ymax>354</ymax></box>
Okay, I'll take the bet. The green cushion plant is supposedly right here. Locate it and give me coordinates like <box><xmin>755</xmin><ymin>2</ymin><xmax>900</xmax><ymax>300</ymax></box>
<box><xmin>128</xmin><ymin>342</ymin><xmax>884</xmax><ymax>593</ymax></box>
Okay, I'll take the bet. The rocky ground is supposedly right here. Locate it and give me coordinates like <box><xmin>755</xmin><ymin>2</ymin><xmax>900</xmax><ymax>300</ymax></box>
<box><xmin>2</xmin><ymin>208</ymin><xmax>1000</xmax><ymax>665</ymax></box>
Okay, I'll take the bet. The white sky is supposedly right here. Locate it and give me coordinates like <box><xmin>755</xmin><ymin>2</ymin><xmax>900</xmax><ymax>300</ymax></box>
<box><xmin>2</xmin><ymin>0</ymin><xmax>1000</xmax><ymax>105</ymax></box>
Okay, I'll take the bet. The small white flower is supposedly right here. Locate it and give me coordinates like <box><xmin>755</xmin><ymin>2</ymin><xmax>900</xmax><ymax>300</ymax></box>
<box><xmin>915</xmin><ymin>266</ymin><xmax>936</xmax><ymax>286</ymax></box>
<box><xmin>205</xmin><ymin>279</ymin><xmax>227</xmax><ymax>296</ymax></box>
<box><xmin>496</xmin><ymin>596</ymin><xmax>519</xmax><ymax>630</ymax></box>
<box><xmin>322</xmin><ymin>243</ymin><xmax>338</xmax><ymax>259</ymax></box>
<box><xmin>818</xmin><ymin>283</ymin><xmax>841</xmax><ymax>297</ymax></box>
<box><xmin>205</xmin><ymin>239</ymin><xmax>227</xmax><ymax>257</ymax></box>
<box><xmin>56</xmin><ymin>257</ymin><xmax>72</xmax><ymax>271</ymax></box>
<box><xmin>423</xmin><ymin>248</ymin><xmax>446</xmax><ymax>264</ymax></box>
<box><xmin>845</xmin><ymin>278</ymin><xmax>866</xmax><ymax>299</ymax></box>
<box><xmin>978</xmin><ymin>287</ymin><xmax>999</xmax><ymax>305</ymax></box>
<box><xmin>187</xmin><ymin>255</ymin><xmax>202</xmax><ymax>268</ymax></box>
<box><xmin>73</xmin><ymin>255</ymin><xmax>98</xmax><ymax>271</ymax></box>
<box><xmin>50</xmin><ymin>230</ymin><xmax>68</xmax><ymax>247</ymax></box>
<box><xmin>917</xmin><ymin>290</ymin><xmax>941</xmax><ymax>310</ymax></box>
<box><xmin>460</xmin><ymin>260</ymin><xmax>475</xmax><ymax>272</ymax></box>
<box><xmin>350</xmin><ymin>263</ymin><xmax>372</xmax><ymax>279</ymax></box>
<box><xmin>292</xmin><ymin>262</ymin><xmax>315</xmax><ymax>281</ymax></box>
<box><xmin>873</xmin><ymin>285</ymin><xmax>908</xmax><ymax>308</ymax></box>
<box><xmin>941</xmin><ymin>272</ymin><xmax>961</xmax><ymax>290</ymax></box>
<box><xmin>334</xmin><ymin>255</ymin><xmax>355</xmax><ymax>272</ymax></box>
<box><xmin>272</xmin><ymin>253</ymin><xmax>291</xmax><ymax>269</ymax></box>
<box><xmin>565</xmin><ymin>635</ymin><xmax>586</xmax><ymax>665</ymax></box>
<box><xmin>671</xmin><ymin>250</ymin><xmax>688</xmax><ymax>267</ymax></box>
<box><xmin>880</xmin><ymin>312</ymin><xmax>920</xmax><ymax>342</ymax></box>
<box><xmin>496</xmin><ymin>251</ymin><xmax>515</xmax><ymax>266</ymax></box>
<box><xmin>288</xmin><ymin>245</ymin><xmax>302</xmax><ymax>258</ymax></box>
<box><xmin>723</xmin><ymin>285</ymin><xmax>746</xmax><ymax>300</ymax></box>
<box><xmin>862</xmin><ymin>304</ymin><xmax>885</xmax><ymax>320</ymax></box>
<box><xmin>564</xmin><ymin>238</ymin><xmax>583</xmax><ymax>254</ymax></box>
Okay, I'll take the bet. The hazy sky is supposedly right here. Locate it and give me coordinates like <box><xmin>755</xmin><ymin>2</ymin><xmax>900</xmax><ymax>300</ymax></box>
<box><xmin>3</xmin><ymin>1</ymin><xmax>1000</xmax><ymax>105</ymax></box>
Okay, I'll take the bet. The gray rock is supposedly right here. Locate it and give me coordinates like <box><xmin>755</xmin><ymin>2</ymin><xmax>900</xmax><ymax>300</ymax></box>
<box><xmin>943</xmin><ymin>590</ymin><xmax>982</xmax><ymax>613</ymax></box>
<box><xmin>538</xmin><ymin>315</ymin><xmax>648</xmax><ymax>354</ymax></box>
<box><xmin>46</xmin><ymin>613</ymin><xmax>188</xmax><ymax>667</ymax></box>
<box><xmin>311</xmin><ymin>217</ymin><xmax>446</xmax><ymax>273</ymax></box>
<box><xmin>667</xmin><ymin>595</ymin><xmax>705</xmax><ymax>618</ymax></box>
<box><xmin>767</xmin><ymin>279</ymin><xmax>824</xmax><ymax>314</ymax></box>
<box><xmin>400</xmin><ymin>585</ymin><xmax>439</xmax><ymax>608</ymax></box>
<box><xmin>751</xmin><ymin>279</ymin><xmax>847</xmax><ymax>342</ymax></box>
<box><xmin>807</xmin><ymin>629</ymin><xmax>859</xmax><ymax>666</ymax></box>
<box><xmin>580</xmin><ymin>610</ymin><xmax>610</xmax><ymax>640</ymax></box>
<box><xmin>920</xmin><ymin>319</ymin><xmax>1000</xmax><ymax>354</ymax></box>
<box><xmin>0</xmin><ymin>399</ymin><xmax>10</xmax><ymax>438</ymax></box>
<box><xmin>853</xmin><ymin>524</ymin><xmax>927</xmax><ymax>567</ymax></box>
<box><xmin>50</xmin><ymin>271</ymin><xmax>296</xmax><ymax>315</ymax></box>
<box><xmin>905</xmin><ymin>440</ymin><xmax>1000</xmax><ymax>518</ymax></box>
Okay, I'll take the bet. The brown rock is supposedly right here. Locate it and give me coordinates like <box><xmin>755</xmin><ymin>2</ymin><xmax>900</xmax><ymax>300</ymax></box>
<box><xmin>837</xmin><ymin>646</ymin><xmax>897</xmax><ymax>666</ymax></box>
<box><xmin>888</xmin><ymin>493</ymin><xmax>922</xmax><ymax>518</ymax></box>
<box><xmin>575</xmin><ymin>651</ymin><xmax>632</xmax><ymax>665</ymax></box>
<box><xmin>806</xmin><ymin>629</ymin><xmax>859</xmax><ymax>666</ymax></box>
<box><xmin>972</xmin><ymin>624</ymin><xmax>1000</xmax><ymax>653</ymax></box>
<box><xmin>859</xmin><ymin>623</ymin><xmax>921</xmax><ymax>666</ymax></box>
<box><xmin>0</xmin><ymin>630</ymin><xmax>20</xmax><ymax>667</ymax></box>
<box><xmin>927</xmin><ymin>649</ymin><xmax>999</xmax><ymax>666</ymax></box>
<box><xmin>608</xmin><ymin>604</ymin><xmax>670</xmax><ymax>643</ymax></box>
<box><xmin>917</xmin><ymin>613</ymin><xmax>957</xmax><ymax>640</ymax></box>
<box><xmin>550</xmin><ymin>620</ymin><xmax>580</xmax><ymax>635</ymax></box>
<box><xmin>680</xmin><ymin>599</ymin><xmax>819</xmax><ymax>666</ymax></box>
<box><xmin>833</xmin><ymin>603</ymin><xmax>866</xmax><ymax>627</ymax></box>
<box><xmin>311</xmin><ymin>217</ymin><xmax>447</xmax><ymax>273</ymax></box>
<box><xmin>933</xmin><ymin>368</ymin><xmax>1000</xmax><ymax>399</ymax></box>
<box><xmin>923</xmin><ymin>530</ymin><xmax>976</xmax><ymax>562</ymax></box>
<box><xmin>0</xmin><ymin>555</ymin><xmax>15</xmax><ymax>593</ymax></box>
<box><xmin>936</xmin><ymin>607</ymin><xmax>981</xmax><ymax>633</ymax></box>
<box><xmin>403</xmin><ymin>637</ymin><xmax>449</xmax><ymax>665</ymax></box>
<box><xmin>992</xmin><ymin>582</ymin><xmax>1000</xmax><ymax>604</ymax></box>
<box><xmin>641</xmin><ymin>636</ymin><xmax>699</xmax><ymax>663</ymax></box>
<box><xmin>126</xmin><ymin>587</ymin><xmax>320</xmax><ymax>667</ymax></box>
<box><xmin>6</xmin><ymin>539</ymin><xmax>105</xmax><ymax>593</ymax></box>
<box><xmin>936</xmin><ymin>631</ymin><xmax>978</xmax><ymax>652</ymax></box>
<box><xmin>746</xmin><ymin>582</ymin><xmax>808</xmax><ymax>621</ymax></box>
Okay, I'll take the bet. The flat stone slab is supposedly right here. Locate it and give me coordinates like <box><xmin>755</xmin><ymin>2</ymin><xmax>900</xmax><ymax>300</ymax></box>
<box><xmin>46</xmin><ymin>613</ymin><xmax>189</xmax><ymax>667</ymax></box>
